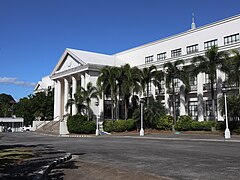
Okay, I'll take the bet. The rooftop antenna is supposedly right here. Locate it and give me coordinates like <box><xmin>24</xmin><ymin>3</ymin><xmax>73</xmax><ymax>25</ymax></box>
<box><xmin>191</xmin><ymin>13</ymin><xmax>196</xmax><ymax>30</ymax></box>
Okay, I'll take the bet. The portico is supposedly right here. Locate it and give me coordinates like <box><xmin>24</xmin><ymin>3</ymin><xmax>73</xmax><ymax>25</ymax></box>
<box><xmin>50</xmin><ymin>48</ymin><xmax>119</xmax><ymax>121</ymax></box>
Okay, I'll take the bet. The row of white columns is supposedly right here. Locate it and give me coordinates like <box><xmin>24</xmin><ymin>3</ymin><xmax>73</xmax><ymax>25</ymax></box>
<box><xmin>53</xmin><ymin>75</ymin><xmax>79</xmax><ymax>121</ymax></box>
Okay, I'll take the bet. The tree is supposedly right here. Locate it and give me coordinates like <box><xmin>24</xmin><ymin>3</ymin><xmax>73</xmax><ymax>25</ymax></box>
<box><xmin>133</xmin><ymin>96</ymin><xmax>165</xmax><ymax>129</ymax></box>
<box><xmin>14</xmin><ymin>90</ymin><xmax>54</xmax><ymax>125</ymax></box>
<box><xmin>119</xmin><ymin>64</ymin><xmax>141</xmax><ymax>120</ymax></box>
<box><xmin>164</xmin><ymin>59</ymin><xmax>185</xmax><ymax>125</ymax></box>
<box><xmin>81</xmin><ymin>82</ymin><xmax>99</xmax><ymax>121</ymax></box>
<box><xmin>66</xmin><ymin>82</ymin><xmax>98</xmax><ymax>120</ymax></box>
<box><xmin>139</xmin><ymin>65</ymin><xmax>157</xmax><ymax>106</ymax></box>
<box><xmin>225</xmin><ymin>49</ymin><xmax>240</xmax><ymax>94</ymax></box>
<box><xmin>192</xmin><ymin>46</ymin><xmax>228</xmax><ymax>121</ymax></box>
<box><xmin>219</xmin><ymin>93</ymin><xmax>240</xmax><ymax>121</ymax></box>
<box><xmin>0</xmin><ymin>93</ymin><xmax>15</xmax><ymax>117</ymax></box>
<box><xmin>97</xmin><ymin>66</ymin><xmax>120</xmax><ymax>120</ymax></box>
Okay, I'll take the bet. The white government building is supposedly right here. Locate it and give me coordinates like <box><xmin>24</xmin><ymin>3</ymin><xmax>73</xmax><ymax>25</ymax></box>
<box><xmin>37</xmin><ymin>14</ymin><xmax>240</xmax><ymax>123</ymax></box>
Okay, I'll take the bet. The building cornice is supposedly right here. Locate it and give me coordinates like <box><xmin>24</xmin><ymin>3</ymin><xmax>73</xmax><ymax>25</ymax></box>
<box><xmin>50</xmin><ymin>63</ymin><xmax>110</xmax><ymax>80</ymax></box>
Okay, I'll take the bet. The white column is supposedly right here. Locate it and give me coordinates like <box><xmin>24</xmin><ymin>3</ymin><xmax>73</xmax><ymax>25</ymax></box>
<box><xmin>99</xmin><ymin>92</ymin><xmax>104</xmax><ymax>121</ymax></box>
<box><xmin>151</xmin><ymin>82</ymin><xmax>156</xmax><ymax>99</ymax></box>
<box><xmin>216</xmin><ymin>68</ymin><xmax>224</xmax><ymax>121</ymax></box>
<box><xmin>164</xmin><ymin>76</ymin><xmax>170</xmax><ymax>115</ymax></box>
<box><xmin>64</xmin><ymin>78</ymin><xmax>69</xmax><ymax>115</ymax></box>
<box><xmin>197</xmin><ymin>73</ymin><xmax>204</xmax><ymax>121</ymax></box>
<box><xmin>72</xmin><ymin>76</ymin><xmax>77</xmax><ymax>115</ymax></box>
<box><xmin>54</xmin><ymin>81</ymin><xmax>58</xmax><ymax>120</ymax></box>
<box><xmin>54</xmin><ymin>80</ymin><xmax>62</xmax><ymax>121</ymax></box>
<box><xmin>180</xmin><ymin>84</ymin><xmax>186</xmax><ymax>116</ymax></box>
<box><xmin>81</xmin><ymin>74</ymin><xmax>85</xmax><ymax>89</ymax></box>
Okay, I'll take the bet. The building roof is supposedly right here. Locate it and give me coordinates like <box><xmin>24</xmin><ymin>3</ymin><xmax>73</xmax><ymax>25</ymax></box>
<box><xmin>67</xmin><ymin>48</ymin><xmax>116</xmax><ymax>66</ymax></box>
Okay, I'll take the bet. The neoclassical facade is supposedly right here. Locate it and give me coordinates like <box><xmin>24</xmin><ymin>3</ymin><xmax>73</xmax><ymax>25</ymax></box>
<box><xmin>49</xmin><ymin>14</ymin><xmax>240</xmax><ymax>122</ymax></box>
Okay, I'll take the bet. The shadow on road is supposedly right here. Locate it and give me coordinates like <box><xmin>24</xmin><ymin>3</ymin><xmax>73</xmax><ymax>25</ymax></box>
<box><xmin>0</xmin><ymin>144</ymin><xmax>66</xmax><ymax>180</ymax></box>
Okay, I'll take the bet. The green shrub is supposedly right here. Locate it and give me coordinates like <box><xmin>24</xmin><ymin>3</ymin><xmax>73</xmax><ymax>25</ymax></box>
<box><xmin>155</xmin><ymin>115</ymin><xmax>173</xmax><ymax>130</ymax></box>
<box><xmin>103</xmin><ymin>119</ymin><xmax>136</xmax><ymax>132</ymax></box>
<box><xmin>191</xmin><ymin>121</ymin><xmax>216</xmax><ymax>131</ymax></box>
<box><xmin>175</xmin><ymin>115</ymin><xmax>193</xmax><ymax>131</ymax></box>
<box><xmin>233</xmin><ymin>127</ymin><xmax>240</xmax><ymax>134</ymax></box>
<box><xmin>67</xmin><ymin>115</ymin><xmax>95</xmax><ymax>134</ymax></box>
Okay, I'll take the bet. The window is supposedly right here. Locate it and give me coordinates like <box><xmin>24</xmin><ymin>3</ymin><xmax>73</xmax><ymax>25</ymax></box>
<box><xmin>189</xmin><ymin>76</ymin><xmax>197</xmax><ymax>91</ymax></box>
<box><xmin>189</xmin><ymin>76</ymin><xmax>197</xmax><ymax>86</ymax></box>
<box><xmin>171</xmin><ymin>48</ymin><xmax>181</xmax><ymax>58</ymax></box>
<box><xmin>174</xmin><ymin>78</ymin><xmax>180</xmax><ymax>88</ymax></box>
<box><xmin>204</xmin><ymin>39</ymin><xmax>218</xmax><ymax>50</ymax></box>
<box><xmin>187</xmin><ymin>44</ymin><xmax>198</xmax><ymax>54</ymax></box>
<box><xmin>157</xmin><ymin>52</ymin><xmax>166</xmax><ymax>61</ymax></box>
<box><xmin>206</xmin><ymin>100</ymin><xmax>217</xmax><ymax>118</ymax></box>
<box><xmin>145</xmin><ymin>55</ymin><xmax>154</xmax><ymax>64</ymax></box>
<box><xmin>188</xmin><ymin>101</ymin><xmax>198</xmax><ymax>118</ymax></box>
<box><xmin>224</xmin><ymin>33</ymin><xmax>239</xmax><ymax>45</ymax></box>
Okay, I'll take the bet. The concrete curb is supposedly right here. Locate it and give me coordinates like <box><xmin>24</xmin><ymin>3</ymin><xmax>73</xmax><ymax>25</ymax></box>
<box><xmin>33</xmin><ymin>153</ymin><xmax>72</xmax><ymax>180</ymax></box>
<box><xmin>110</xmin><ymin>135</ymin><xmax>240</xmax><ymax>143</ymax></box>
<box><xmin>60</xmin><ymin>134</ymin><xmax>94</xmax><ymax>138</ymax></box>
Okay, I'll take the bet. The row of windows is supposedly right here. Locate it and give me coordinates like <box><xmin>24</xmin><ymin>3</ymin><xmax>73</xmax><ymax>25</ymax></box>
<box><xmin>145</xmin><ymin>33</ymin><xmax>239</xmax><ymax>64</ymax></box>
<box><xmin>188</xmin><ymin>101</ymin><xmax>217</xmax><ymax>118</ymax></box>
<box><xmin>224</xmin><ymin>33</ymin><xmax>239</xmax><ymax>45</ymax></box>
<box><xmin>145</xmin><ymin>55</ymin><xmax>154</xmax><ymax>63</ymax></box>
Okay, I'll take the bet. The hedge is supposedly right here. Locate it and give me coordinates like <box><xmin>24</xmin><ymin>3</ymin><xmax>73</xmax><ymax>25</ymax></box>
<box><xmin>175</xmin><ymin>115</ymin><xmax>216</xmax><ymax>131</ymax></box>
<box><xmin>67</xmin><ymin>114</ymin><xmax>95</xmax><ymax>134</ymax></box>
<box><xmin>103</xmin><ymin>119</ymin><xmax>136</xmax><ymax>132</ymax></box>
<box><xmin>155</xmin><ymin>115</ymin><xmax>174</xmax><ymax>130</ymax></box>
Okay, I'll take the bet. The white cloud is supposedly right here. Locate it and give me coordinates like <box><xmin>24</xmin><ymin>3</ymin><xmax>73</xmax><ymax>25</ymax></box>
<box><xmin>0</xmin><ymin>77</ymin><xmax>36</xmax><ymax>87</ymax></box>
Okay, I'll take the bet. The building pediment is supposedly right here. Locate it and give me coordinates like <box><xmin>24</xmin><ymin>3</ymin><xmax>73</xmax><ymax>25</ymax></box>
<box><xmin>51</xmin><ymin>49</ymin><xmax>87</xmax><ymax>76</ymax></box>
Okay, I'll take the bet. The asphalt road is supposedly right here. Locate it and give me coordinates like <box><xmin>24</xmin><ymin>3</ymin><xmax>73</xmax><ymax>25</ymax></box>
<box><xmin>1</xmin><ymin>132</ymin><xmax>240</xmax><ymax>180</ymax></box>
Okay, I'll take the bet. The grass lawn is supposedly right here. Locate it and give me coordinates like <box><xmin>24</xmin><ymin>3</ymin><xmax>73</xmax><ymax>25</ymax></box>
<box><xmin>0</xmin><ymin>147</ymin><xmax>34</xmax><ymax>171</ymax></box>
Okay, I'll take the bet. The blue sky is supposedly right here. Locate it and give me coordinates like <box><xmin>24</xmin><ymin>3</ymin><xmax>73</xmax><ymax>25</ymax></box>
<box><xmin>0</xmin><ymin>0</ymin><xmax>239</xmax><ymax>100</ymax></box>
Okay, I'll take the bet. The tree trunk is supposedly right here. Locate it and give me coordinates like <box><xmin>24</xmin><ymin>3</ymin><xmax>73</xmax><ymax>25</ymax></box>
<box><xmin>210</xmin><ymin>78</ymin><xmax>216</xmax><ymax>121</ymax></box>
<box><xmin>238</xmin><ymin>79</ymin><xmax>240</xmax><ymax>95</ymax></box>
<box><xmin>111</xmin><ymin>89</ymin><xmax>114</xmax><ymax>120</ymax></box>
<box><xmin>124</xmin><ymin>97</ymin><xmax>128</xmax><ymax>120</ymax></box>
<box><xmin>87</xmin><ymin>103</ymin><xmax>90</xmax><ymax>121</ymax></box>
<box><xmin>146</xmin><ymin>82</ymin><xmax>149</xmax><ymax>107</ymax></box>
<box><xmin>172</xmin><ymin>79</ymin><xmax>176</xmax><ymax>125</ymax></box>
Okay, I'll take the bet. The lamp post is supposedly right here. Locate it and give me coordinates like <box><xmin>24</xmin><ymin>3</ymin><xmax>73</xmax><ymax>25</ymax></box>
<box><xmin>222</xmin><ymin>87</ymin><xmax>230</xmax><ymax>139</ymax></box>
<box><xmin>95</xmin><ymin>101</ymin><xmax>99</xmax><ymax>136</ymax></box>
<box><xmin>140</xmin><ymin>99</ymin><xmax>145</xmax><ymax>136</ymax></box>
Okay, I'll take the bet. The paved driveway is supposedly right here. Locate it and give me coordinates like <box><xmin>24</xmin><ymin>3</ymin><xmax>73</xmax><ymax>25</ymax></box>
<box><xmin>1</xmin><ymin>132</ymin><xmax>240</xmax><ymax>180</ymax></box>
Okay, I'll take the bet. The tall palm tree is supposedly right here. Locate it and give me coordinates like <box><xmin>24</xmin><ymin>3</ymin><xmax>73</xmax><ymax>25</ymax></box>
<box><xmin>192</xmin><ymin>46</ymin><xmax>228</xmax><ymax>121</ymax></box>
<box><xmin>97</xmin><ymin>66</ymin><xmax>120</xmax><ymax>120</ymax></box>
<box><xmin>119</xmin><ymin>64</ymin><xmax>141</xmax><ymax>120</ymax></box>
<box><xmin>139</xmin><ymin>65</ymin><xmax>157</xmax><ymax>106</ymax></box>
<box><xmin>226</xmin><ymin>49</ymin><xmax>240</xmax><ymax>94</ymax></box>
<box><xmin>81</xmin><ymin>82</ymin><xmax>99</xmax><ymax>121</ymax></box>
<box><xmin>164</xmin><ymin>59</ymin><xmax>185</xmax><ymax>125</ymax></box>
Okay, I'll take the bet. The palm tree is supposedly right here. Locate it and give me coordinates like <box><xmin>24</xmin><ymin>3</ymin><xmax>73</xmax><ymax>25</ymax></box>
<box><xmin>65</xmin><ymin>82</ymin><xmax>98</xmax><ymax>120</ymax></box>
<box><xmin>192</xmin><ymin>46</ymin><xmax>228</xmax><ymax>121</ymax></box>
<box><xmin>119</xmin><ymin>64</ymin><xmax>141</xmax><ymax>120</ymax></box>
<box><xmin>164</xmin><ymin>59</ymin><xmax>185</xmax><ymax>125</ymax></box>
<box><xmin>65</xmin><ymin>90</ymin><xmax>86</xmax><ymax>116</ymax></box>
<box><xmin>97</xmin><ymin>66</ymin><xmax>120</xmax><ymax>120</ymax></box>
<box><xmin>81</xmin><ymin>82</ymin><xmax>99</xmax><ymax>121</ymax></box>
<box><xmin>225</xmin><ymin>49</ymin><xmax>240</xmax><ymax>94</ymax></box>
<box><xmin>139</xmin><ymin>65</ymin><xmax>157</xmax><ymax>106</ymax></box>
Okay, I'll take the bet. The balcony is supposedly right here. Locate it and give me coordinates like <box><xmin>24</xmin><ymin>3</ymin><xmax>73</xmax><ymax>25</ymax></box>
<box><xmin>203</xmin><ymin>83</ymin><xmax>216</xmax><ymax>91</ymax></box>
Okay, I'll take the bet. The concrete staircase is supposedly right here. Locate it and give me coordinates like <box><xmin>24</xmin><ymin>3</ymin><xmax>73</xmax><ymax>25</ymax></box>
<box><xmin>36</xmin><ymin>121</ymin><xmax>60</xmax><ymax>135</ymax></box>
